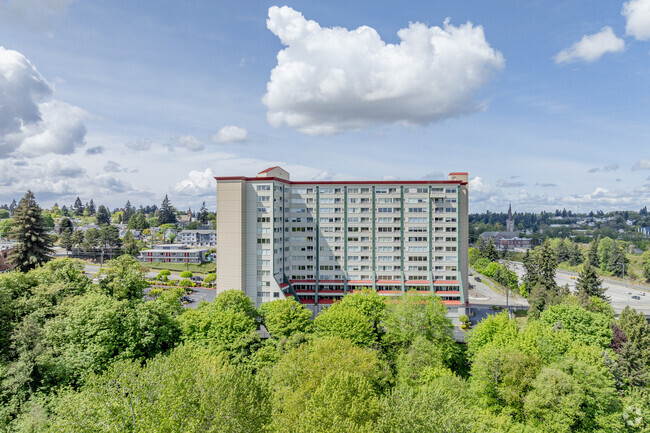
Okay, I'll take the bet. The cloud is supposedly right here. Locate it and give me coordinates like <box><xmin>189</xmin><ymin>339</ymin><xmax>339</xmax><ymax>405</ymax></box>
<box><xmin>167</xmin><ymin>135</ymin><xmax>204</xmax><ymax>152</ymax></box>
<box><xmin>536</xmin><ymin>183</ymin><xmax>557</xmax><ymax>187</ymax></box>
<box><xmin>555</xmin><ymin>27</ymin><xmax>625</xmax><ymax>64</ymax></box>
<box><xmin>623</xmin><ymin>0</ymin><xmax>650</xmax><ymax>41</ymax></box>
<box><xmin>587</xmin><ymin>162</ymin><xmax>619</xmax><ymax>173</ymax></box>
<box><xmin>263</xmin><ymin>6</ymin><xmax>504</xmax><ymax>135</ymax></box>
<box><xmin>421</xmin><ymin>171</ymin><xmax>444</xmax><ymax>180</ymax></box>
<box><xmin>211</xmin><ymin>126</ymin><xmax>248</xmax><ymax>144</ymax></box>
<box><xmin>0</xmin><ymin>46</ymin><xmax>87</xmax><ymax>157</ymax></box>
<box><xmin>468</xmin><ymin>177</ymin><xmax>503</xmax><ymax>204</ymax></box>
<box><xmin>0</xmin><ymin>0</ymin><xmax>77</xmax><ymax>32</ymax></box>
<box><xmin>92</xmin><ymin>174</ymin><xmax>132</xmax><ymax>193</ymax></box>
<box><xmin>125</xmin><ymin>139</ymin><xmax>152</xmax><ymax>152</ymax></box>
<box><xmin>564</xmin><ymin>186</ymin><xmax>636</xmax><ymax>206</ymax></box>
<box><xmin>103</xmin><ymin>160</ymin><xmax>136</xmax><ymax>173</ymax></box>
<box><xmin>496</xmin><ymin>179</ymin><xmax>525</xmax><ymax>188</ymax></box>
<box><xmin>633</xmin><ymin>158</ymin><xmax>650</xmax><ymax>170</ymax></box>
<box><xmin>85</xmin><ymin>145</ymin><xmax>105</xmax><ymax>155</ymax></box>
<box><xmin>174</xmin><ymin>168</ymin><xmax>215</xmax><ymax>196</ymax></box>
<box><xmin>45</xmin><ymin>158</ymin><xmax>85</xmax><ymax>178</ymax></box>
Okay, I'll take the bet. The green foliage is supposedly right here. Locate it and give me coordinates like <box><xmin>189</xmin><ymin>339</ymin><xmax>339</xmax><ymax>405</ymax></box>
<box><xmin>485</xmin><ymin>238</ymin><xmax>499</xmax><ymax>262</ymax></box>
<box><xmin>45</xmin><ymin>345</ymin><xmax>270</xmax><ymax>433</ymax></box>
<box><xmin>259</xmin><ymin>298</ymin><xmax>312</xmax><ymax>339</ymax></box>
<box><xmin>271</xmin><ymin>337</ymin><xmax>386</xmax><ymax>433</ymax></box>
<box><xmin>539</xmin><ymin>304</ymin><xmax>613</xmax><ymax>349</ymax></box>
<box><xmin>467</xmin><ymin>312</ymin><xmax>520</xmax><ymax>356</ymax></box>
<box><xmin>144</xmin><ymin>261</ymin><xmax>214</xmax><ymax>273</ymax></box>
<box><xmin>9</xmin><ymin>191</ymin><xmax>54</xmax><ymax>272</ymax></box>
<box><xmin>473</xmin><ymin>259</ymin><xmax>519</xmax><ymax>291</ymax></box>
<box><xmin>97</xmin><ymin>255</ymin><xmax>149</xmax><ymax>300</ymax></box>
<box><xmin>203</xmin><ymin>273</ymin><xmax>216</xmax><ymax>283</ymax></box>
<box><xmin>180</xmin><ymin>270</ymin><xmax>193</xmax><ymax>278</ymax></box>
<box><xmin>576</xmin><ymin>262</ymin><xmax>607</xmax><ymax>302</ymax></box>
<box><xmin>95</xmin><ymin>205</ymin><xmax>111</xmax><ymax>226</ymax></box>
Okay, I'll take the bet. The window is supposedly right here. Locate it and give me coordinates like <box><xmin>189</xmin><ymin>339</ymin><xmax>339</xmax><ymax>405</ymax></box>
<box><xmin>408</xmin><ymin>236</ymin><xmax>427</xmax><ymax>242</ymax></box>
<box><xmin>408</xmin><ymin>207</ymin><xmax>426</xmax><ymax>213</ymax></box>
<box><xmin>378</xmin><ymin>227</ymin><xmax>393</xmax><ymax>232</ymax></box>
<box><xmin>320</xmin><ymin>188</ymin><xmax>334</xmax><ymax>194</ymax></box>
<box><xmin>377</xmin><ymin>246</ymin><xmax>393</xmax><ymax>252</ymax></box>
<box><xmin>408</xmin><ymin>227</ymin><xmax>427</xmax><ymax>232</ymax></box>
<box><xmin>407</xmin><ymin>198</ymin><xmax>426</xmax><ymax>203</ymax></box>
<box><xmin>257</xmin><ymin>185</ymin><xmax>271</xmax><ymax>191</ymax></box>
<box><xmin>257</xmin><ymin>217</ymin><xmax>271</xmax><ymax>222</ymax></box>
<box><xmin>291</xmin><ymin>198</ymin><xmax>306</xmax><ymax>204</ymax></box>
<box><xmin>257</xmin><ymin>207</ymin><xmax>270</xmax><ymax>213</ymax></box>
<box><xmin>320</xmin><ymin>198</ymin><xmax>335</xmax><ymax>204</ymax></box>
<box><xmin>377</xmin><ymin>208</ymin><xmax>393</xmax><ymax>213</ymax></box>
<box><xmin>377</xmin><ymin>198</ymin><xmax>393</xmax><ymax>203</ymax></box>
<box><xmin>321</xmin><ymin>208</ymin><xmax>334</xmax><ymax>213</ymax></box>
<box><xmin>376</xmin><ymin>188</ymin><xmax>387</xmax><ymax>194</ymax></box>
<box><xmin>257</xmin><ymin>196</ymin><xmax>270</xmax><ymax>202</ymax></box>
<box><xmin>348</xmin><ymin>217</ymin><xmax>359</xmax><ymax>223</ymax></box>
<box><xmin>407</xmin><ymin>217</ymin><xmax>427</xmax><ymax>223</ymax></box>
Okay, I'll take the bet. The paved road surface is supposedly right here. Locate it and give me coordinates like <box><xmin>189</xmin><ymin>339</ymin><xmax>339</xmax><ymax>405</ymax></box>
<box><xmin>507</xmin><ymin>262</ymin><xmax>650</xmax><ymax>315</ymax></box>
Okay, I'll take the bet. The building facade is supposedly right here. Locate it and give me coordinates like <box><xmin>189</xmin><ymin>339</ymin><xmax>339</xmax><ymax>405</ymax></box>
<box><xmin>215</xmin><ymin>167</ymin><xmax>469</xmax><ymax>313</ymax></box>
<box><xmin>138</xmin><ymin>244</ymin><xmax>208</xmax><ymax>264</ymax></box>
<box><xmin>0</xmin><ymin>242</ymin><xmax>16</xmax><ymax>272</ymax></box>
<box><xmin>479</xmin><ymin>204</ymin><xmax>532</xmax><ymax>250</ymax></box>
<box><xmin>179</xmin><ymin>230</ymin><xmax>216</xmax><ymax>247</ymax></box>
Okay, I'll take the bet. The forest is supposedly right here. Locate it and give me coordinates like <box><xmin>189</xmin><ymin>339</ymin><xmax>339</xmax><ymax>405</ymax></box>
<box><xmin>1</xmin><ymin>256</ymin><xmax>650</xmax><ymax>432</ymax></box>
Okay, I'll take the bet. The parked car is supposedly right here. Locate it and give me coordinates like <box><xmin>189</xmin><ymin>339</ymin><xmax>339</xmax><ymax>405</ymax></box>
<box><xmin>637</xmin><ymin>291</ymin><xmax>646</xmax><ymax>296</ymax></box>
<box><xmin>180</xmin><ymin>296</ymin><xmax>195</xmax><ymax>303</ymax></box>
<box><xmin>190</xmin><ymin>276</ymin><xmax>204</xmax><ymax>282</ymax></box>
<box><xmin>632</xmin><ymin>295</ymin><xmax>641</xmax><ymax>300</ymax></box>
<box><xmin>474</xmin><ymin>277</ymin><xmax>481</xmax><ymax>282</ymax></box>
<box><xmin>468</xmin><ymin>271</ymin><xmax>473</xmax><ymax>276</ymax></box>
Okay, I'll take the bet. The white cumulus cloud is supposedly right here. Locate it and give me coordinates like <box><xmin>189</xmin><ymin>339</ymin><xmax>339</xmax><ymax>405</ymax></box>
<box><xmin>0</xmin><ymin>46</ymin><xmax>87</xmax><ymax>157</ymax></box>
<box><xmin>45</xmin><ymin>158</ymin><xmax>85</xmax><ymax>178</ymax></box>
<box><xmin>167</xmin><ymin>135</ymin><xmax>204</xmax><ymax>152</ymax></box>
<box><xmin>623</xmin><ymin>0</ymin><xmax>650</xmax><ymax>41</ymax></box>
<box><xmin>211</xmin><ymin>125</ymin><xmax>248</xmax><ymax>144</ymax></box>
<box><xmin>263</xmin><ymin>6</ymin><xmax>504</xmax><ymax>135</ymax></box>
<box><xmin>633</xmin><ymin>158</ymin><xmax>650</xmax><ymax>170</ymax></box>
<box><xmin>555</xmin><ymin>27</ymin><xmax>625</xmax><ymax>64</ymax></box>
<box><xmin>174</xmin><ymin>168</ymin><xmax>215</xmax><ymax>196</ymax></box>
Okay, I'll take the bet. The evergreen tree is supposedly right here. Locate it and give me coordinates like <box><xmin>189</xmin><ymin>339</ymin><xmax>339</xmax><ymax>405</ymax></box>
<box><xmin>96</xmin><ymin>205</ymin><xmax>111</xmax><ymax>226</ymax></box>
<box><xmin>588</xmin><ymin>237</ymin><xmax>599</xmax><ymax>267</ymax></box>
<box><xmin>8</xmin><ymin>191</ymin><xmax>54</xmax><ymax>272</ymax></box>
<box><xmin>536</xmin><ymin>239</ymin><xmax>557</xmax><ymax>292</ymax></box>
<box><xmin>159</xmin><ymin>195</ymin><xmax>176</xmax><ymax>224</ymax></box>
<box><xmin>607</xmin><ymin>242</ymin><xmax>628</xmax><ymax>277</ymax></box>
<box><xmin>58</xmin><ymin>217</ymin><xmax>74</xmax><ymax>234</ymax></box>
<box><xmin>60</xmin><ymin>204</ymin><xmax>69</xmax><ymax>217</ymax></box>
<box><xmin>123</xmin><ymin>200</ymin><xmax>134</xmax><ymax>224</ymax></box>
<box><xmin>568</xmin><ymin>242</ymin><xmax>583</xmax><ymax>266</ymax></box>
<box><xmin>87</xmin><ymin>199</ymin><xmax>96</xmax><ymax>215</ymax></box>
<box><xmin>485</xmin><ymin>238</ymin><xmax>499</xmax><ymax>262</ymax></box>
<box><xmin>9</xmin><ymin>199</ymin><xmax>17</xmax><ymax>215</ymax></box>
<box><xmin>200</xmin><ymin>201</ymin><xmax>209</xmax><ymax>225</ymax></box>
<box><xmin>576</xmin><ymin>262</ymin><xmax>607</xmax><ymax>302</ymax></box>
<box><xmin>555</xmin><ymin>239</ymin><xmax>570</xmax><ymax>263</ymax></box>
<box><xmin>522</xmin><ymin>249</ymin><xmax>539</xmax><ymax>289</ymax></box>
<box><xmin>60</xmin><ymin>229</ymin><xmax>74</xmax><ymax>255</ymax></box>
<box><xmin>122</xmin><ymin>230</ymin><xmax>140</xmax><ymax>256</ymax></box>
<box><xmin>73</xmin><ymin>197</ymin><xmax>84</xmax><ymax>216</ymax></box>
<box><xmin>71</xmin><ymin>230</ymin><xmax>84</xmax><ymax>248</ymax></box>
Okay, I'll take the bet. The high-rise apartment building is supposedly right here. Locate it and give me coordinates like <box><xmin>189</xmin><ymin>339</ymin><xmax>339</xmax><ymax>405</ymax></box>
<box><xmin>215</xmin><ymin>167</ymin><xmax>469</xmax><ymax>314</ymax></box>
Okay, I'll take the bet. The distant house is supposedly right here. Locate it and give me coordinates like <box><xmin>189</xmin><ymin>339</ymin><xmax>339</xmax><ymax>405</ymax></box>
<box><xmin>138</xmin><ymin>244</ymin><xmax>208</xmax><ymax>264</ymax></box>
<box><xmin>179</xmin><ymin>229</ymin><xmax>216</xmax><ymax>247</ymax></box>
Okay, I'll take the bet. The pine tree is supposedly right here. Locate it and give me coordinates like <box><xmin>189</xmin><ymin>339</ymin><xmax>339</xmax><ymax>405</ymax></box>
<box><xmin>567</xmin><ymin>242</ymin><xmax>583</xmax><ymax>266</ymax></box>
<box><xmin>96</xmin><ymin>205</ymin><xmax>111</xmax><ymax>226</ymax></box>
<box><xmin>8</xmin><ymin>191</ymin><xmax>54</xmax><ymax>272</ymax></box>
<box><xmin>60</xmin><ymin>229</ymin><xmax>74</xmax><ymax>255</ymax></box>
<box><xmin>536</xmin><ymin>239</ymin><xmax>558</xmax><ymax>292</ymax></box>
<box><xmin>608</xmin><ymin>242</ymin><xmax>628</xmax><ymax>277</ymax></box>
<box><xmin>58</xmin><ymin>217</ymin><xmax>73</xmax><ymax>234</ymax></box>
<box><xmin>588</xmin><ymin>237</ymin><xmax>600</xmax><ymax>267</ymax></box>
<box><xmin>200</xmin><ymin>201</ymin><xmax>209</xmax><ymax>225</ymax></box>
<box><xmin>61</xmin><ymin>205</ymin><xmax>69</xmax><ymax>217</ymax></box>
<box><xmin>9</xmin><ymin>199</ymin><xmax>17</xmax><ymax>215</ymax></box>
<box><xmin>485</xmin><ymin>238</ymin><xmax>499</xmax><ymax>262</ymax></box>
<box><xmin>122</xmin><ymin>230</ymin><xmax>140</xmax><ymax>256</ymax></box>
<box><xmin>159</xmin><ymin>195</ymin><xmax>176</xmax><ymax>224</ymax></box>
<box><xmin>123</xmin><ymin>200</ymin><xmax>134</xmax><ymax>224</ymax></box>
<box><xmin>87</xmin><ymin>199</ymin><xmax>96</xmax><ymax>215</ymax></box>
<box><xmin>577</xmin><ymin>262</ymin><xmax>607</xmax><ymax>302</ymax></box>
<box><xmin>73</xmin><ymin>197</ymin><xmax>84</xmax><ymax>216</ymax></box>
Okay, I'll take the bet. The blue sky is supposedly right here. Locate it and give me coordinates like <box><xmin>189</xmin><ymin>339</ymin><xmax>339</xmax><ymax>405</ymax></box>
<box><xmin>1</xmin><ymin>0</ymin><xmax>650</xmax><ymax>213</ymax></box>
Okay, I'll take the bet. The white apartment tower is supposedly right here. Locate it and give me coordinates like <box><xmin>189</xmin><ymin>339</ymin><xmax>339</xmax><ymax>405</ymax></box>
<box><xmin>215</xmin><ymin>167</ymin><xmax>469</xmax><ymax>314</ymax></box>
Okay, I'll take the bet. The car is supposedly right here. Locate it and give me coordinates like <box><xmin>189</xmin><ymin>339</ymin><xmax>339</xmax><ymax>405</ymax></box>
<box><xmin>180</xmin><ymin>296</ymin><xmax>195</xmax><ymax>303</ymax></box>
<box><xmin>474</xmin><ymin>277</ymin><xmax>481</xmax><ymax>282</ymax></box>
<box><xmin>625</xmin><ymin>290</ymin><xmax>632</xmax><ymax>295</ymax></box>
<box><xmin>632</xmin><ymin>295</ymin><xmax>641</xmax><ymax>300</ymax></box>
<box><xmin>468</xmin><ymin>271</ymin><xmax>473</xmax><ymax>276</ymax></box>
<box><xmin>190</xmin><ymin>276</ymin><xmax>204</xmax><ymax>282</ymax></box>
<box><xmin>637</xmin><ymin>291</ymin><xmax>646</xmax><ymax>296</ymax></box>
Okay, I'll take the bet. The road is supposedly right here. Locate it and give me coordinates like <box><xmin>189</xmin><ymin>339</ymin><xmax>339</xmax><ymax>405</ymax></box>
<box><xmin>468</xmin><ymin>269</ymin><xmax>529</xmax><ymax>309</ymax></box>
<box><xmin>507</xmin><ymin>262</ymin><xmax>650</xmax><ymax>315</ymax></box>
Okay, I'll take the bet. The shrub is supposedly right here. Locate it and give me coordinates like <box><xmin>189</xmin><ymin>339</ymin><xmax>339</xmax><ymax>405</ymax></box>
<box><xmin>459</xmin><ymin>314</ymin><xmax>470</xmax><ymax>324</ymax></box>
<box><xmin>149</xmin><ymin>288</ymin><xmax>163</xmax><ymax>297</ymax></box>
<box><xmin>180</xmin><ymin>271</ymin><xmax>193</xmax><ymax>279</ymax></box>
<box><xmin>178</xmin><ymin>279</ymin><xmax>196</xmax><ymax>288</ymax></box>
<box><xmin>204</xmin><ymin>273</ymin><xmax>216</xmax><ymax>284</ymax></box>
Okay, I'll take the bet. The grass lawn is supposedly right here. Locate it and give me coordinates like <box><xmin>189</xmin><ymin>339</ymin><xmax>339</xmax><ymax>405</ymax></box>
<box><xmin>141</xmin><ymin>262</ymin><xmax>215</xmax><ymax>275</ymax></box>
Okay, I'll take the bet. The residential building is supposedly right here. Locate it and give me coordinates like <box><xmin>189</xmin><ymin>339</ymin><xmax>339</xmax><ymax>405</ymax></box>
<box><xmin>138</xmin><ymin>244</ymin><xmax>208</xmax><ymax>264</ymax></box>
<box><xmin>179</xmin><ymin>229</ymin><xmax>216</xmax><ymax>247</ymax></box>
<box><xmin>215</xmin><ymin>166</ymin><xmax>469</xmax><ymax>314</ymax></box>
<box><xmin>0</xmin><ymin>242</ymin><xmax>17</xmax><ymax>271</ymax></box>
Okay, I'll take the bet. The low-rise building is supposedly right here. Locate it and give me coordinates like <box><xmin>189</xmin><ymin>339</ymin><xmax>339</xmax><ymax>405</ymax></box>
<box><xmin>179</xmin><ymin>229</ymin><xmax>216</xmax><ymax>247</ymax></box>
<box><xmin>0</xmin><ymin>242</ymin><xmax>17</xmax><ymax>271</ymax></box>
<box><xmin>138</xmin><ymin>244</ymin><xmax>208</xmax><ymax>264</ymax></box>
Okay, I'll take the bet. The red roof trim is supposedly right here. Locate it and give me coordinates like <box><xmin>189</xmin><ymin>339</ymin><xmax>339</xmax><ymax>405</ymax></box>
<box><xmin>435</xmin><ymin>290</ymin><xmax>460</xmax><ymax>295</ymax></box>
<box><xmin>434</xmin><ymin>280</ymin><xmax>459</xmax><ymax>285</ymax></box>
<box><xmin>405</xmin><ymin>280</ymin><xmax>430</xmax><ymax>285</ymax></box>
<box><xmin>290</xmin><ymin>279</ymin><xmax>316</xmax><ymax>284</ymax></box>
<box><xmin>347</xmin><ymin>280</ymin><xmax>373</xmax><ymax>284</ymax></box>
<box><xmin>318</xmin><ymin>280</ymin><xmax>344</xmax><ymax>284</ymax></box>
<box><xmin>214</xmin><ymin>176</ymin><xmax>462</xmax><ymax>185</ymax></box>
<box><xmin>376</xmin><ymin>280</ymin><xmax>401</xmax><ymax>285</ymax></box>
<box><xmin>448</xmin><ymin>172</ymin><xmax>468</xmax><ymax>175</ymax></box>
<box><xmin>258</xmin><ymin>166</ymin><xmax>281</xmax><ymax>174</ymax></box>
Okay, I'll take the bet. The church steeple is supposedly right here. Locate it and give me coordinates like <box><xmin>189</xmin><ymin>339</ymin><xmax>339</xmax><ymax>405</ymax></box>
<box><xmin>506</xmin><ymin>203</ymin><xmax>514</xmax><ymax>232</ymax></box>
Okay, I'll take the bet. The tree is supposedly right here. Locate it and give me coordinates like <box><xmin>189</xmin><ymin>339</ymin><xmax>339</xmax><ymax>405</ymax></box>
<box><xmin>73</xmin><ymin>196</ymin><xmax>84</xmax><ymax>216</ymax></box>
<box><xmin>87</xmin><ymin>199</ymin><xmax>96</xmax><ymax>215</ymax></box>
<box><xmin>568</xmin><ymin>242</ymin><xmax>583</xmax><ymax>266</ymax></box>
<box><xmin>122</xmin><ymin>230</ymin><xmax>140</xmax><ymax>256</ymax></box>
<box><xmin>57</xmin><ymin>216</ymin><xmax>74</xmax><ymax>234</ymax></box>
<box><xmin>123</xmin><ymin>200</ymin><xmax>134</xmax><ymax>224</ymax></box>
<box><xmin>60</xmin><ymin>204</ymin><xmax>69</xmax><ymax>217</ymax></box>
<box><xmin>9</xmin><ymin>198</ymin><xmax>17</xmax><ymax>215</ymax></box>
<box><xmin>127</xmin><ymin>212</ymin><xmax>149</xmax><ymax>230</ymax></box>
<box><xmin>60</xmin><ymin>229</ymin><xmax>74</xmax><ymax>255</ymax></box>
<box><xmin>71</xmin><ymin>230</ymin><xmax>84</xmax><ymax>248</ymax></box>
<box><xmin>98</xmin><ymin>255</ymin><xmax>148</xmax><ymax>301</ymax></box>
<box><xmin>587</xmin><ymin>237</ymin><xmax>600</xmax><ymax>267</ymax></box>
<box><xmin>159</xmin><ymin>194</ymin><xmax>177</xmax><ymax>224</ymax></box>
<box><xmin>617</xmin><ymin>307</ymin><xmax>650</xmax><ymax>387</ymax></box>
<box><xmin>96</xmin><ymin>205</ymin><xmax>111</xmax><ymax>226</ymax></box>
<box><xmin>259</xmin><ymin>298</ymin><xmax>312</xmax><ymax>339</ymax></box>
<box><xmin>200</xmin><ymin>201</ymin><xmax>209</xmax><ymax>225</ymax></box>
<box><xmin>643</xmin><ymin>250</ymin><xmax>650</xmax><ymax>283</ymax></box>
<box><xmin>8</xmin><ymin>191</ymin><xmax>54</xmax><ymax>272</ymax></box>
<box><xmin>576</xmin><ymin>262</ymin><xmax>607</xmax><ymax>303</ymax></box>
<box><xmin>539</xmin><ymin>304</ymin><xmax>612</xmax><ymax>348</ymax></box>
<box><xmin>485</xmin><ymin>238</ymin><xmax>499</xmax><ymax>262</ymax></box>
<box><xmin>536</xmin><ymin>239</ymin><xmax>558</xmax><ymax>292</ymax></box>
<box><xmin>607</xmin><ymin>241</ymin><xmax>628</xmax><ymax>277</ymax></box>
